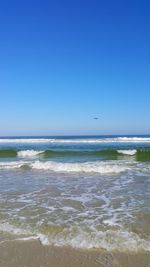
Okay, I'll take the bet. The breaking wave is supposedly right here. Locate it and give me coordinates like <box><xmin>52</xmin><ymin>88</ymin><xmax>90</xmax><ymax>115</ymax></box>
<box><xmin>0</xmin><ymin>222</ymin><xmax>150</xmax><ymax>251</ymax></box>
<box><xmin>0</xmin><ymin>160</ymin><xmax>129</xmax><ymax>174</ymax></box>
<box><xmin>31</xmin><ymin>160</ymin><xmax>129</xmax><ymax>173</ymax></box>
<box><xmin>18</xmin><ymin>150</ymin><xmax>43</xmax><ymax>157</ymax></box>
<box><xmin>0</xmin><ymin>137</ymin><xmax>150</xmax><ymax>144</ymax></box>
<box><xmin>0</xmin><ymin>138</ymin><xmax>53</xmax><ymax>143</ymax></box>
<box><xmin>0</xmin><ymin>149</ymin><xmax>150</xmax><ymax>161</ymax></box>
<box><xmin>38</xmin><ymin>228</ymin><xmax>150</xmax><ymax>251</ymax></box>
<box><xmin>117</xmin><ymin>150</ymin><xmax>137</xmax><ymax>155</ymax></box>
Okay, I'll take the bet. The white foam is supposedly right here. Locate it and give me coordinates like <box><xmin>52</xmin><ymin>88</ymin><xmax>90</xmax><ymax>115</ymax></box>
<box><xmin>116</xmin><ymin>137</ymin><xmax>150</xmax><ymax>142</ymax></box>
<box><xmin>37</xmin><ymin>228</ymin><xmax>150</xmax><ymax>252</ymax></box>
<box><xmin>117</xmin><ymin>150</ymin><xmax>137</xmax><ymax>155</ymax></box>
<box><xmin>0</xmin><ymin>222</ymin><xmax>30</xmax><ymax>236</ymax></box>
<box><xmin>0</xmin><ymin>160</ymin><xmax>129</xmax><ymax>174</ymax></box>
<box><xmin>30</xmin><ymin>160</ymin><xmax>129</xmax><ymax>174</ymax></box>
<box><xmin>103</xmin><ymin>217</ymin><xmax>118</xmax><ymax>226</ymax></box>
<box><xmin>50</xmin><ymin>137</ymin><xmax>150</xmax><ymax>143</ymax></box>
<box><xmin>0</xmin><ymin>138</ymin><xmax>52</xmax><ymax>143</ymax></box>
<box><xmin>18</xmin><ymin>150</ymin><xmax>43</xmax><ymax>158</ymax></box>
<box><xmin>1</xmin><ymin>222</ymin><xmax>150</xmax><ymax>252</ymax></box>
<box><xmin>16</xmin><ymin>236</ymin><xmax>38</xmax><ymax>241</ymax></box>
<box><xmin>38</xmin><ymin>234</ymin><xmax>50</xmax><ymax>245</ymax></box>
<box><xmin>0</xmin><ymin>137</ymin><xmax>150</xmax><ymax>143</ymax></box>
<box><xmin>0</xmin><ymin>161</ymin><xmax>28</xmax><ymax>169</ymax></box>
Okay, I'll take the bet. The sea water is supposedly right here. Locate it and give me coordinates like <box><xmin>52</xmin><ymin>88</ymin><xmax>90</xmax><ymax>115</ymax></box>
<box><xmin>0</xmin><ymin>135</ymin><xmax>150</xmax><ymax>251</ymax></box>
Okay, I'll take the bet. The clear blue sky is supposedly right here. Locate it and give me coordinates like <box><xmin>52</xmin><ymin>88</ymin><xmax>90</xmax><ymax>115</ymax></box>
<box><xmin>0</xmin><ymin>0</ymin><xmax>150</xmax><ymax>135</ymax></box>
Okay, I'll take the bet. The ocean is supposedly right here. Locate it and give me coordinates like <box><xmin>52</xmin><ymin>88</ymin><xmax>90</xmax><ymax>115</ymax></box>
<box><xmin>0</xmin><ymin>135</ymin><xmax>150</xmax><ymax>252</ymax></box>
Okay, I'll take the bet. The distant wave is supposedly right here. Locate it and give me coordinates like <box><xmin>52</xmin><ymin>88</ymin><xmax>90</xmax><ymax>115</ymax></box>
<box><xmin>0</xmin><ymin>138</ymin><xmax>52</xmax><ymax>143</ymax></box>
<box><xmin>39</xmin><ymin>149</ymin><xmax>120</xmax><ymax>158</ymax></box>
<box><xmin>116</xmin><ymin>137</ymin><xmax>150</xmax><ymax>142</ymax></box>
<box><xmin>0</xmin><ymin>148</ymin><xmax>150</xmax><ymax>161</ymax></box>
<box><xmin>0</xmin><ymin>137</ymin><xmax>150</xmax><ymax>143</ymax></box>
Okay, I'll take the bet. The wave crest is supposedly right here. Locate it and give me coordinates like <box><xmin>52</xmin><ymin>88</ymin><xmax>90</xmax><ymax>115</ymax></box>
<box><xmin>0</xmin><ymin>137</ymin><xmax>150</xmax><ymax>144</ymax></box>
<box><xmin>18</xmin><ymin>150</ymin><xmax>43</xmax><ymax>157</ymax></box>
<box><xmin>117</xmin><ymin>150</ymin><xmax>137</xmax><ymax>155</ymax></box>
<box><xmin>0</xmin><ymin>160</ymin><xmax>129</xmax><ymax>174</ymax></box>
<box><xmin>0</xmin><ymin>222</ymin><xmax>150</xmax><ymax>251</ymax></box>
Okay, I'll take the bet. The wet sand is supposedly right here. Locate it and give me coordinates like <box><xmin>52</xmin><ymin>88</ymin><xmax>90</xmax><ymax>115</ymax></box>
<box><xmin>0</xmin><ymin>240</ymin><xmax>150</xmax><ymax>267</ymax></box>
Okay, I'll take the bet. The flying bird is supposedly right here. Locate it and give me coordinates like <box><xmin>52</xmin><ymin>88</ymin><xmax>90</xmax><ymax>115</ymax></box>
<box><xmin>93</xmin><ymin>117</ymin><xmax>99</xmax><ymax>120</ymax></box>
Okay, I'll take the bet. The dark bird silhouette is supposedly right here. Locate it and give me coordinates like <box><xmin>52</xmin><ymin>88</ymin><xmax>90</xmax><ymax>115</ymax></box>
<box><xmin>93</xmin><ymin>117</ymin><xmax>99</xmax><ymax>120</ymax></box>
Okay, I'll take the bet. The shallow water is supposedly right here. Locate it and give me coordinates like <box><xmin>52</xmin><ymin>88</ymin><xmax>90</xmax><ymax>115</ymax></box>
<box><xmin>0</xmin><ymin>136</ymin><xmax>150</xmax><ymax>251</ymax></box>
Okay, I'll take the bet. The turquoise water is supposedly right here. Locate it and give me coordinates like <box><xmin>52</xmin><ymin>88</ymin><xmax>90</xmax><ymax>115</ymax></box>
<box><xmin>0</xmin><ymin>136</ymin><xmax>150</xmax><ymax>251</ymax></box>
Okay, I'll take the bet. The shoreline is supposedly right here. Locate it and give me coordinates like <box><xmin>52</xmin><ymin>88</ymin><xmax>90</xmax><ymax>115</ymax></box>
<box><xmin>0</xmin><ymin>239</ymin><xmax>150</xmax><ymax>267</ymax></box>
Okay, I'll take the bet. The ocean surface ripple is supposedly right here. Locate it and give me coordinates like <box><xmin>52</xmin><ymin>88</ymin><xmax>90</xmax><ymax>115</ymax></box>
<box><xmin>0</xmin><ymin>136</ymin><xmax>150</xmax><ymax>251</ymax></box>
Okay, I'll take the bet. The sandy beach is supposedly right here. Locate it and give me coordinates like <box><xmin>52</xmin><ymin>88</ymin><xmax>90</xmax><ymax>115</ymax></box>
<box><xmin>1</xmin><ymin>0</ymin><xmax>150</xmax><ymax>264</ymax></box>
<box><xmin>0</xmin><ymin>239</ymin><xmax>150</xmax><ymax>267</ymax></box>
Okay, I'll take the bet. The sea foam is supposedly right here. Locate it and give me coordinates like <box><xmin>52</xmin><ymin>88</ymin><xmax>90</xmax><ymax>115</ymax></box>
<box><xmin>1</xmin><ymin>222</ymin><xmax>150</xmax><ymax>252</ymax></box>
<box><xmin>38</xmin><ymin>228</ymin><xmax>150</xmax><ymax>251</ymax></box>
<box><xmin>31</xmin><ymin>160</ymin><xmax>129</xmax><ymax>173</ymax></box>
<box><xmin>117</xmin><ymin>150</ymin><xmax>137</xmax><ymax>155</ymax></box>
<box><xmin>0</xmin><ymin>160</ymin><xmax>130</xmax><ymax>174</ymax></box>
<box><xmin>18</xmin><ymin>150</ymin><xmax>43</xmax><ymax>157</ymax></box>
<box><xmin>0</xmin><ymin>137</ymin><xmax>150</xmax><ymax>143</ymax></box>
